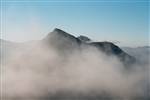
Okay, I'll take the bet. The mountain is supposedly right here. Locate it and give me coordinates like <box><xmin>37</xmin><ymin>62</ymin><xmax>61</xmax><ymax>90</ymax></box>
<box><xmin>0</xmin><ymin>28</ymin><xmax>135</xmax><ymax>66</ymax></box>
<box><xmin>43</xmin><ymin>28</ymin><xmax>82</xmax><ymax>55</ymax></box>
<box><xmin>89</xmin><ymin>42</ymin><xmax>135</xmax><ymax>66</ymax></box>
<box><xmin>42</xmin><ymin>28</ymin><xmax>135</xmax><ymax>66</ymax></box>
<box><xmin>1</xmin><ymin>28</ymin><xmax>147</xmax><ymax>100</ymax></box>
<box><xmin>77</xmin><ymin>35</ymin><xmax>91</xmax><ymax>42</ymax></box>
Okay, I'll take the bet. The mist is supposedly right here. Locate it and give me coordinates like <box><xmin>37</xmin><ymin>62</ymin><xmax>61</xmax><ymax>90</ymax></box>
<box><xmin>1</xmin><ymin>39</ymin><xmax>149</xmax><ymax>100</ymax></box>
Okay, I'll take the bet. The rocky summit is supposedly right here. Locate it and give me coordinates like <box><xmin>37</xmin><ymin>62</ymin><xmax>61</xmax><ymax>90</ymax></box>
<box><xmin>43</xmin><ymin>28</ymin><xmax>135</xmax><ymax>66</ymax></box>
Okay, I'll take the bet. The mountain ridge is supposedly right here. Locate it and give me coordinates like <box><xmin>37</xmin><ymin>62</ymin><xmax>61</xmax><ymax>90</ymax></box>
<box><xmin>42</xmin><ymin>28</ymin><xmax>136</xmax><ymax>66</ymax></box>
<box><xmin>1</xmin><ymin>28</ymin><xmax>136</xmax><ymax>67</ymax></box>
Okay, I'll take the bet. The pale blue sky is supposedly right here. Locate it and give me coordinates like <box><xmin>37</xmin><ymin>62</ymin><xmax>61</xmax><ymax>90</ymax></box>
<box><xmin>0</xmin><ymin>0</ymin><xmax>149</xmax><ymax>47</ymax></box>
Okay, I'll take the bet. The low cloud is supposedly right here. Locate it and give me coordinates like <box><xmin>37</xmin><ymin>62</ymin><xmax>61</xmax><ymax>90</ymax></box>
<box><xmin>1</xmin><ymin>40</ymin><xmax>149</xmax><ymax>100</ymax></box>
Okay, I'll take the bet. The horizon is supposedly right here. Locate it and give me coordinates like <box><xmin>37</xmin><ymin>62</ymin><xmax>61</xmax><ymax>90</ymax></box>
<box><xmin>0</xmin><ymin>0</ymin><xmax>149</xmax><ymax>47</ymax></box>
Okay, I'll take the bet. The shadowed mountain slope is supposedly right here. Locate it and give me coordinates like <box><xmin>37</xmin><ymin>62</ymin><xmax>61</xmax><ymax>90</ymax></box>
<box><xmin>42</xmin><ymin>28</ymin><xmax>135</xmax><ymax>66</ymax></box>
<box><xmin>0</xmin><ymin>28</ymin><xmax>136</xmax><ymax>66</ymax></box>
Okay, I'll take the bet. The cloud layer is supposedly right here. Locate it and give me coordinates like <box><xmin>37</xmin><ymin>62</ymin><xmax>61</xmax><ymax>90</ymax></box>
<box><xmin>1</xmin><ymin>41</ymin><xmax>149</xmax><ymax>100</ymax></box>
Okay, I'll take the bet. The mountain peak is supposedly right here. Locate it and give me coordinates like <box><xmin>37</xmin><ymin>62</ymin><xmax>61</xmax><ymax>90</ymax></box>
<box><xmin>50</xmin><ymin>28</ymin><xmax>74</xmax><ymax>38</ymax></box>
<box><xmin>53</xmin><ymin>28</ymin><xmax>66</xmax><ymax>33</ymax></box>
<box><xmin>44</xmin><ymin>28</ymin><xmax>70</xmax><ymax>40</ymax></box>
<box><xmin>43</xmin><ymin>28</ymin><xmax>81</xmax><ymax>48</ymax></box>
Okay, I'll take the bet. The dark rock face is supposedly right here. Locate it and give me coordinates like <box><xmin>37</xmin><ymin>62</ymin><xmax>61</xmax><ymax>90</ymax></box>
<box><xmin>89</xmin><ymin>42</ymin><xmax>136</xmax><ymax>66</ymax></box>
<box><xmin>77</xmin><ymin>35</ymin><xmax>91</xmax><ymax>42</ymax></box>
<box><xmin>1</xmin><ymin>28</ymin><xmax>136</xmax><ymax>66</ymax></box>
<box><xmin>42</xmin><ymin>28</ymin><xmax>135</xmax><ymax>66</ymax></box>
<box><xmin>43</xmin><ymin>28</ymin><xmax>82</xmax><ymax>55</ymax></box>
<box><xmin>44</xmin><ymin>28</ymin><xmax>81</xmax><ymax>45</ymax></box>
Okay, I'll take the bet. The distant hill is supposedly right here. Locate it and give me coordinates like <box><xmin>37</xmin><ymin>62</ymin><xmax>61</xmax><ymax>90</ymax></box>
<box><xmin>122</xmin><ymin>46</ymin><xmax>150</xmax><ymax>65</ymax></box>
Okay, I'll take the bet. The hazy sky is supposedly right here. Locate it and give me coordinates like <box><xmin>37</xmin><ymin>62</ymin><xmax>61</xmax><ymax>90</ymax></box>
<box><xmin>0</xmin><ymin>0</ymin><xmax>149</xmax><ymax>47</ymax></box>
